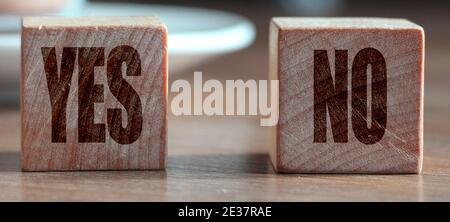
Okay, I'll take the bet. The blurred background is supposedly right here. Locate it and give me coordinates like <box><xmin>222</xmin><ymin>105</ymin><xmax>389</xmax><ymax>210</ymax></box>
<box><xmin>0</xmin><ymin>0</ymin><xmax>449</xmax><ymax>201</ymax></box>
<box><xmin>0</xmin><ymin>0</ymin><xmax>450</xmax><ymax>111</ymax></box>
<box><xmin>1</xmin><ymin>0</ymin><xmax>449</xmax><ymax>109</ymax></box>
<box><xmin>1</xmin><ymin>0</ymin><xmax>450</xmax><ymax>155</ymax></box>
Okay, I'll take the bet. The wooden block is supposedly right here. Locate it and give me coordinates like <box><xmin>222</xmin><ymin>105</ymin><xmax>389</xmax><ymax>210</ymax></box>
<box><xmin>21</xmin><ymin>17</ymin><xmax>167</xmax><ymax>171</ymax></box>
<box><xmin>269</xmin><ymin>18</ymin><xmax>424</xmax><ymax>173</ymax></box>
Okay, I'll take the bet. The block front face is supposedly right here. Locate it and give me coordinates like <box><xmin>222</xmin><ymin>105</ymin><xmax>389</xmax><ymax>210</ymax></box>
<box><xmin>270</xmin><ymin>18</ymin><xmax>424</xmax><ymax>173</ymax></box>
<box><xmin>21</xmin><ymin>17</ymin><xmax>167</xmax><ymax>171</ymax></box>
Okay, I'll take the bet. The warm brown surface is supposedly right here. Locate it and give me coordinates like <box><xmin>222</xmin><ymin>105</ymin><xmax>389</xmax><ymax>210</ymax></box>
<box><xmin>0</xmin><ymin>110</ymin><xmax>449</xmax><ymax>201</ymax></box>
<box><xmin>269</xmin><ymin>18</ymin><xmax>424</xmax><ymax>173</ymax></box>
<box><xmin>21</xmin><ymin>17</ymin><xmax>167</xmax><ymax>171</ymax></box>
<box><xmin>1</xmin><ymin>4</ymin><xmax>449</xmax><ymax>201</ymax></box>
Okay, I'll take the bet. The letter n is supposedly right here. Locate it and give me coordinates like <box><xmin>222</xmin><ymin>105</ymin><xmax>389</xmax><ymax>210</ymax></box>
<box><xmin>313</xmin><ymin>50</ymin><xmax>348</xmax><ymax>143</ymax></box>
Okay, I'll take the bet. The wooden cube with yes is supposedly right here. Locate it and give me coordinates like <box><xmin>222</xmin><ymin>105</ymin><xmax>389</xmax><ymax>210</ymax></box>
<box><xmin>269</xmin><ymin>18</ymin><xmax>424</xmax><ymax>173</ymax></box>
<box><xmin>21</xmin><ymin>17</ymin><xmax>168</xmax><ymax>171</ymax></box>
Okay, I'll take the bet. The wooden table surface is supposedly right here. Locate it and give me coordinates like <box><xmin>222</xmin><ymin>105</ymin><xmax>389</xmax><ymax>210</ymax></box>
<box><xmin>1</xmin><ymin>41</ymin><xmax>450</xmax><ymax>202</ymax></box>
<box><xmin>0</xmin><ymin>84</ymin><xmax>449</xmax><ymax>201</ymax></box>
<box><xmin>1</xmin><ymin>2</ymin><xmax>450</xmax><ymax>202</ymax></box>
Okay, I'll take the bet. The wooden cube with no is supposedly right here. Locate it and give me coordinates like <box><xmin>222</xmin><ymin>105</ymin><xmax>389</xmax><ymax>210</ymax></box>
<box><xmin>269</xmin><ymin>18</ymin><xmax>424</xmax><ymax>173</ymax></box>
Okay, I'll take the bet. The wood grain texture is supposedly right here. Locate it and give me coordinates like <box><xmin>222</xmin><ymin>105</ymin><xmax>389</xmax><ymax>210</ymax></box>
<box><xmin>269</xmin><ymin>18</ymin><xmax>424</xmax><ymax>173</ymax></box>
<box><xmin>0</xmin><ymin>111</ymin><xmax>450</xmax><ymax>201</ymax></box>
<box><xmin>21</xmin><ymin>17</ymin><xmax>168</xmax><ymax>171</ymax></box>
<box><xmin>0</xmin><ymin>4</ymin><xmax>448</xmax><ymax>202</ymax></box>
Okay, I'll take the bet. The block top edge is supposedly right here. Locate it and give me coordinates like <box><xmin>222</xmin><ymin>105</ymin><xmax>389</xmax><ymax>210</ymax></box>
<box><xmin>271</xmin><ymin>17</ymin><xmax>423</xmax><ymax>30</ymax></box>
<box><xmin>22</xmin><ymin>16</ymin><xmax>166</xmax><ymax>29</ymax></box>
